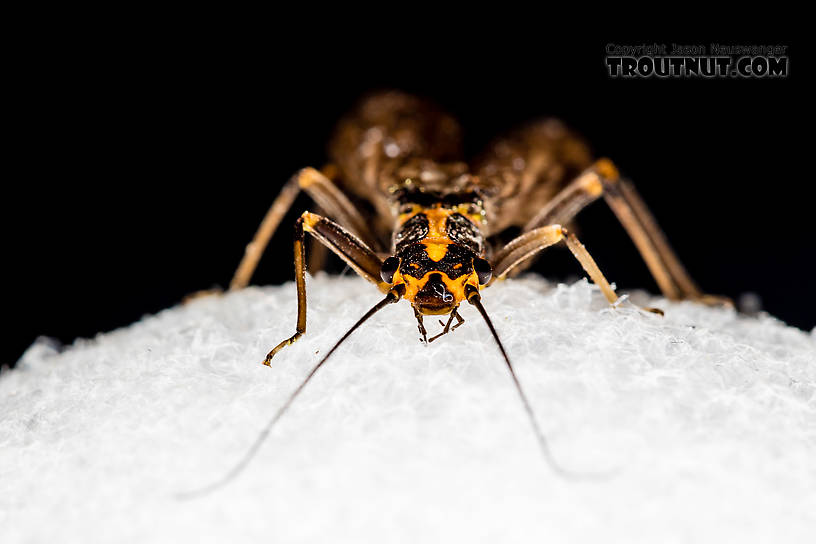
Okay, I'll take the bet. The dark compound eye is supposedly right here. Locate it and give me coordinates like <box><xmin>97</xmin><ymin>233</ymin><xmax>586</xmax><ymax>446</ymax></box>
<box><xmin>474</xmin><ymin>257</ymin><xmax>492</xmax><ymax>285</ymax></box>
<box><xmin>380</xmin><ymin>256</ymin><xmax>400</xmax><ymax>283</ymax></box>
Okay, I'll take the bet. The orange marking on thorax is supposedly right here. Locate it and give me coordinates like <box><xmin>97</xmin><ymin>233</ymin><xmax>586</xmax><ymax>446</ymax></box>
<box><xmin>398</xmin><ymin>203</ymin><xmax>484</xmax><ymax>229</ymax></box>
<box><xmin>397</xmin><ymin>203</ymin><xmax>484</xmax><ymax>263</ymax></box>
<box><xmin>408</xmin><ymin>205</ymin><xmax>454</xmax><ymax>262</ymax></box>
<box><xmin>397</xmin><ymin>204</ymin><xmax>423</xmax><ymax>225</ymax></box>
<box><xmin>423</xmin><ymin>242</ymin><xmax>449</xmax><ymax>262</ymax></box>
<box><xmin>421</xmin><ymin>207</ymin><xmax>453</xmax><ymax>240</ymax></box>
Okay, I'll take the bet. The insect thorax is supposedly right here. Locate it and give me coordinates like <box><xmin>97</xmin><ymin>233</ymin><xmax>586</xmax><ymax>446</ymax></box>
<box><xmin>391</xmin><ymin>186</ymin><xmax>486</xmax><ymax>254</ymax></box>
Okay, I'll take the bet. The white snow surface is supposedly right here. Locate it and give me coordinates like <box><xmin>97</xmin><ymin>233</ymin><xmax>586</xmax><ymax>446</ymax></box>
<box><xmin>2</xmin><ymin>274</ymin><xmax>815</xmax><ymax>543</ymax></box>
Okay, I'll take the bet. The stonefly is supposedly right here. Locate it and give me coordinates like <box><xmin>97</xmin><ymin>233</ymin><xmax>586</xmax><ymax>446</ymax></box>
<box><xmin>182</xmin><ymin>91</ymin><xmax>728</xmax><ymax>497</ymax></box>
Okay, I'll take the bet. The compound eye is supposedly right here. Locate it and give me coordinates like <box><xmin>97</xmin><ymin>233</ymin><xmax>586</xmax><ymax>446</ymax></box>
<box><xmin>380</xmin><ymin>256</ymin><xmax>400</xmax><ymax>284</ymax></box>
<box><xmin>473</xmin><ymin>257</ymin><xmax>492</xmax><ymax>285</ymax></box>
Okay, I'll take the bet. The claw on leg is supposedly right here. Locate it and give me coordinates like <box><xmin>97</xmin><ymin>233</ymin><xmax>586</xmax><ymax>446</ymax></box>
<box><xmin>693</xmin><ymin>294</ymin><xmax>734</xmax><ymax>308</ymax></box>
<box><xmin>263</xmin><ymin>332</ymin><xmax>303</xmax><ymax>366</ymax></box>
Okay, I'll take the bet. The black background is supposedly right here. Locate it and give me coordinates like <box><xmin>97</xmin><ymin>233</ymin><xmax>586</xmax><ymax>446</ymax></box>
<box><xmin>6</xmin><ymin>30</ymin><xmax>811</xmax><ymax>368</ymax></box>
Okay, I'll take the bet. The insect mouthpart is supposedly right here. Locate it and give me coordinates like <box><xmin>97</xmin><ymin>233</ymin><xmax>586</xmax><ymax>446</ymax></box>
<box><xmin>414</xmin><ymin>272</ymin><xmax>457</xmax><ymax>315</ymax></box>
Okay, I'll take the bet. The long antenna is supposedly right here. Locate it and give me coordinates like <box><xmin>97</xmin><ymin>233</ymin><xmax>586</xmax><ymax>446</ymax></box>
<box><xmin>177</xmin><ymin>291</ymin><xmax>399</xmax><ymax>499</ymax></box>
<box><xmin>466</xmin><ymin>287</ymin><xmax>580</xmax><ymax>479</ymax></box>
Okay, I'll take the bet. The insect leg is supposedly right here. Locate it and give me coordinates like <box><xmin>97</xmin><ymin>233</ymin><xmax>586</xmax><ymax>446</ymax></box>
<box><xmin>490</xmin><ymin>225</ymin><xmax>565</xmax><ymax>284</ymax></box>
<box><xmin>428</xmin><ymin>307</ymin><xmax>464</xmax><ymax>343</ymax></box>
<box><xmin>230</xmin><ymin>167</ymin><xmax>381</xmax><ymax>291</ymax></box>
<box><xmin>307</xmin><ymin>231</ymin><xmax>330</xmax><ymax>274</ymax></box>
<box><xmin>263</xmin><ymin>211</ymin><xmax>389</xmax><ymax>365</ymax></box>
<box><xmin>413</xmin><ymin>306</ymin><xmax>429</xmax><ymax>344</ymax></box>
<box><xmin>523</xmin><ymin>159</ymin><xmax>726</xmax><ymax>304</ymax></box>
<box><xmin>490</xmin><ymin>224</ymin><xmax>625</xmax><ymax>307</ymax></box>
<box><xmin>561</xmin><ymin>228</ymin><xmax>624</xmax><ymax>306</ymax></box>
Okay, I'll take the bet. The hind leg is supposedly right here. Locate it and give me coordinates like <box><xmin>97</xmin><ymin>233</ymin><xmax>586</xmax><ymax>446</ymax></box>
<box><xmin>521</xmin><ymin>159</ymin><xmax>728</xmax><ymax>304</ymax></box>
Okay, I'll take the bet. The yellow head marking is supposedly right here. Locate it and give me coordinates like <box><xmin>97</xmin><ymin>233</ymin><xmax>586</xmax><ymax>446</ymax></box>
<box><xmin>392</xmin><ymin>269</ymin><xmax>480</xmax><ymax>315</ymax></box>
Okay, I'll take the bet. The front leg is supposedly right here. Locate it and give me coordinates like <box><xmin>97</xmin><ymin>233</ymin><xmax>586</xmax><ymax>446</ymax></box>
<box><xmin>495</xmin><ymin>224</ymin><xmax>616</xmax><ymax>295</ymax></box>
<box><xmin>263</xmin><ymin>211</ymin><xmax>388</xmax><ymax>365</ymax></box>
<box><xmin>489</xmin><ymin>224</ymin><xmax>661</xmax><ymax>313</ymax></box>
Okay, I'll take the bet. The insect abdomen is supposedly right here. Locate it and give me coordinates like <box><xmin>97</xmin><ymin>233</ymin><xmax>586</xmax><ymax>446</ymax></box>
<box><xmin>329</xmin><ymin>91</ymin><xmax>464</xmax><ymax>200</ymax></box>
